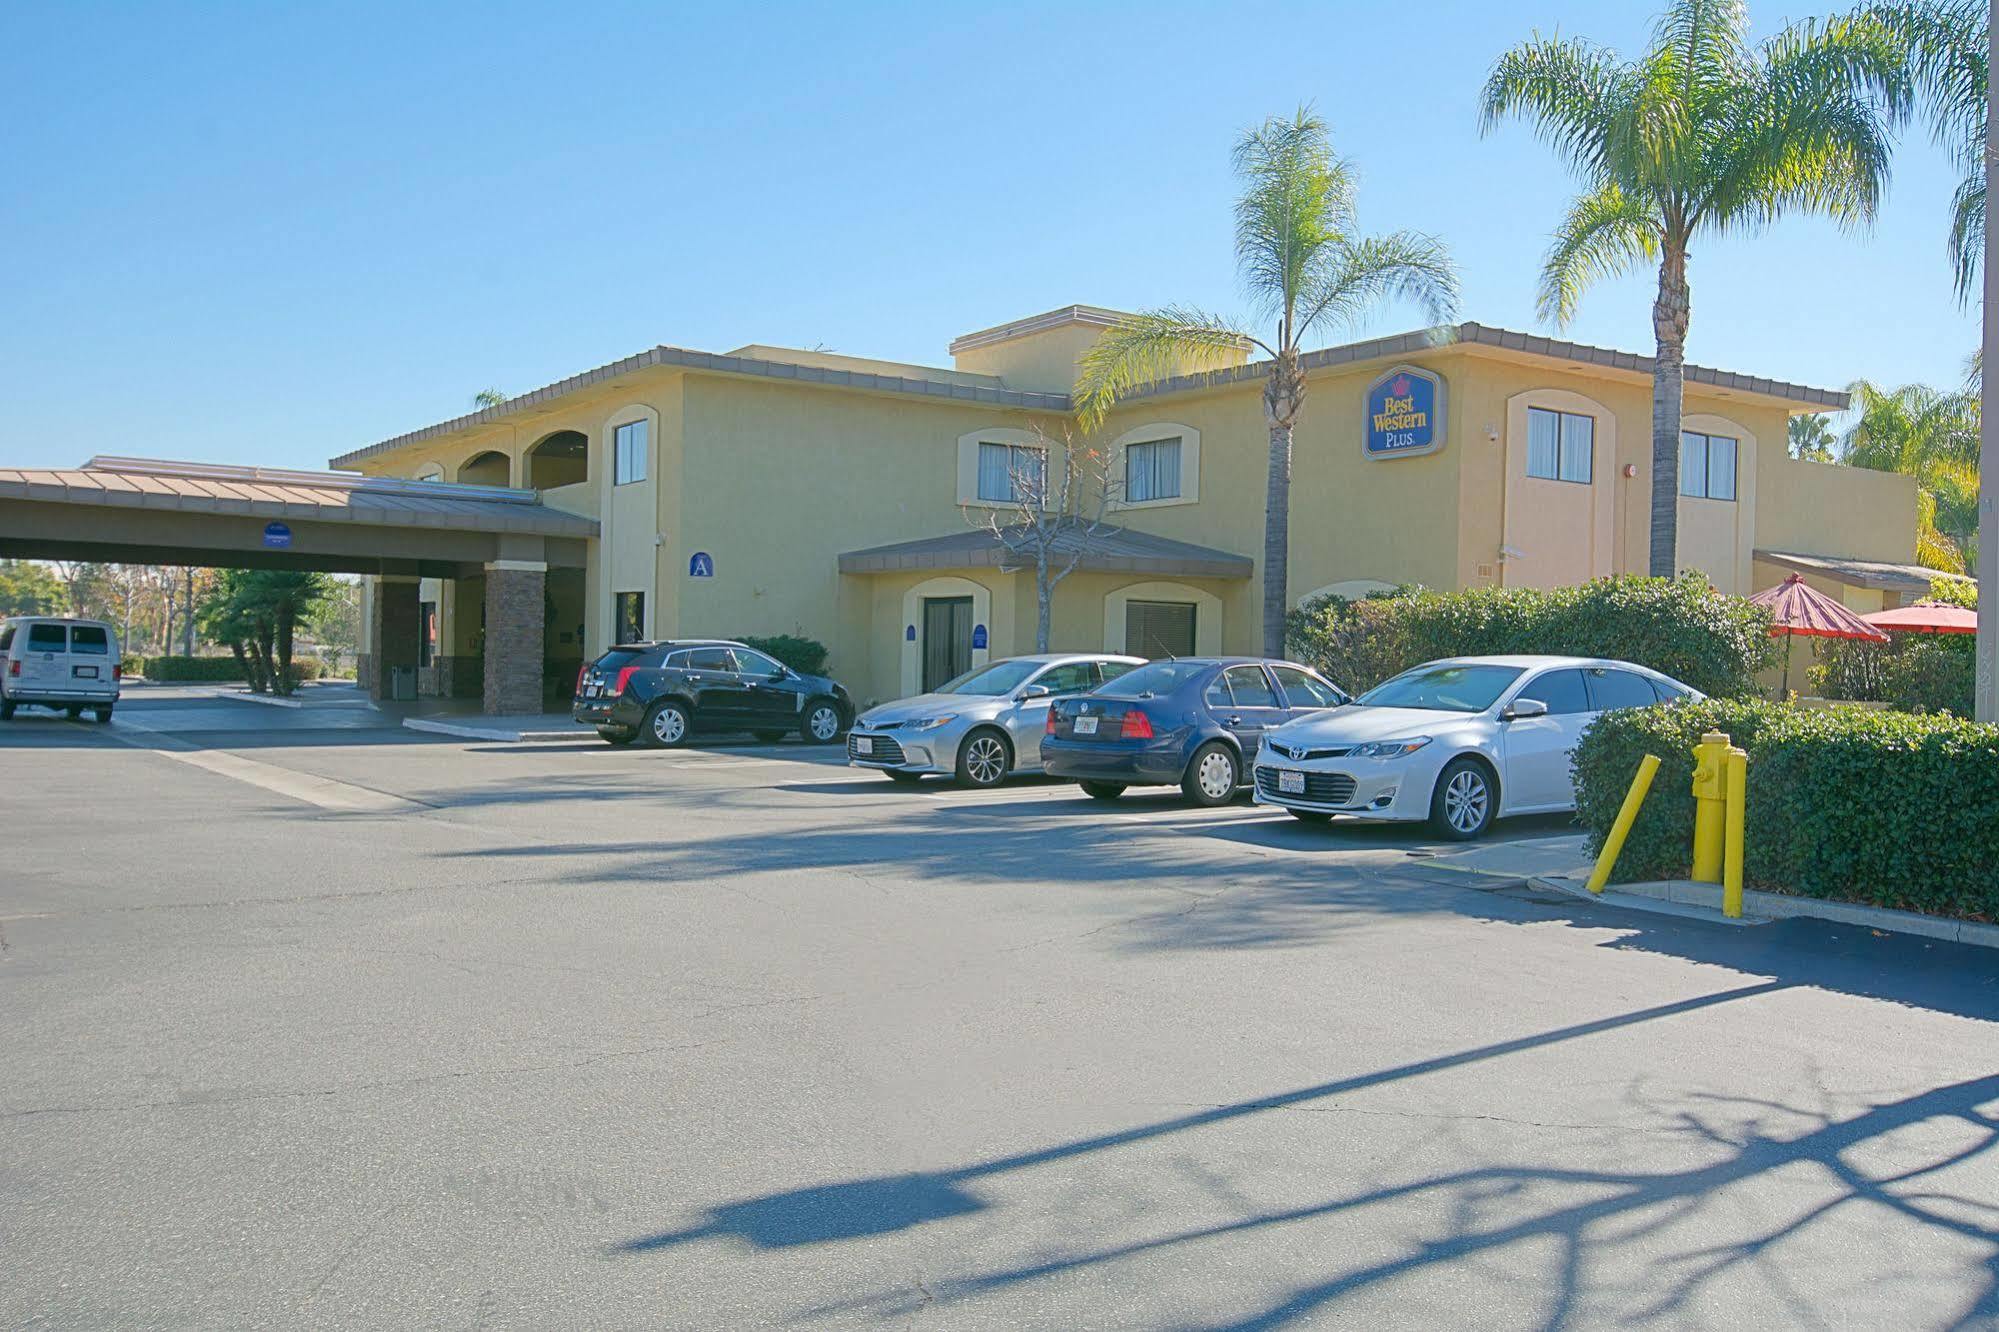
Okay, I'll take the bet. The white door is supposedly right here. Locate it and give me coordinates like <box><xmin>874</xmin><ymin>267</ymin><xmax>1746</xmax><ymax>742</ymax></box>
<box><xmin>19</xmin><ymin>622</ymin><xmax>70</xmax><ymax>692</ymax></box>
<box><xmin>1500</xmin><ymin>668</ymin><xmax>1597</xmax><ymax>810</ymax></box>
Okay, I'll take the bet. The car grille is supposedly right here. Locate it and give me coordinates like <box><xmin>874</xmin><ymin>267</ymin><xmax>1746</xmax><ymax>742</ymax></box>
<box><xmin>1255</xmin><ymin>766</ymin><xmax>1358</xmax><ymax>805</ymax></box>
<box><xmin>1267</xmin><ymin>743</ymin><xmax>1352</xmax><ymax>762</ymax></box>
<box><xmin>850</xmin><ymin>734</ymin><xmax>906</xmax><ymax>764</ymax></box>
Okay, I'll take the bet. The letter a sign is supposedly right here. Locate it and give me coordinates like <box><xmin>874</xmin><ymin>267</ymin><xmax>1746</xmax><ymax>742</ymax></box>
<box><xmin>688</xmin><ymin>552</ymin><xmax>715</xmax><ymax>578</ymax></box>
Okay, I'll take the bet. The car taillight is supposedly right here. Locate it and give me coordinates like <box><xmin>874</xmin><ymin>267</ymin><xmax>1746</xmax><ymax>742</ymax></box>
<box><xmin>6</xmin><ymin>660</ymin><xmax>17</xmax><ymax>677</ymax></box>
<box><xmin>1120</xmin><ymin>710</ymin><xmax>1154</xmax><ymax>740</ymax></box>
<box><xmin>1045</xmin><ymin>707</ymin><xmax>1058</xmax><ymax>734</ymax></box>
<box><xmin>112</xmin><ymin>663</ymin><xmax>122</xmax><ymax>681</ymax></box>
<box><xmin>575</xmin><ymin>663</ymin><xmax>589</xmax><ymax>695</ymax></box>
<box><xmin>613</xmin><ymin>665</ymin><xmax>640</xmax><ymax>695</ymax></box>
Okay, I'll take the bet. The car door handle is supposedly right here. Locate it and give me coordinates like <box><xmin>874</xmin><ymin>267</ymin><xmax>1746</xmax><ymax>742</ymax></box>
<box><xmin>1226</xmin><ymin>714</ymin><xmax>1242</xmax><ymax>724</ymax></box>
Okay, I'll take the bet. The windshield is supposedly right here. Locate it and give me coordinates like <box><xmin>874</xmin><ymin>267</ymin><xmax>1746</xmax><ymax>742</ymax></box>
<box><xmin>1096</xmin><ymin>660</ymin><xmax>1211</xmax><ymax>699</ymax></box>
<box><xmin>939</xmin><ymin>659</ymin><xmax>1039</xmax><ymax>696</ymax></box>
<box><xmin>1356</xmin><ymin>663</ymin><xmax>1524</xmax><ymax>713</ymax></box>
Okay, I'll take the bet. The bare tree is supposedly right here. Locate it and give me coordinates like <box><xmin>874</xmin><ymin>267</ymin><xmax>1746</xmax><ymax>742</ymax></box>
<box><xmin>965</xmin><ymin>425</ymin><xmax>1123</xmax><ymax>652</ymax></box>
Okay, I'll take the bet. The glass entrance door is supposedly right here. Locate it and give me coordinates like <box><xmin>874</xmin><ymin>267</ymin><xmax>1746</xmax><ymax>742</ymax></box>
<box><xmin>922</xmin><ymin>596</ymin><xmax>973</xmax><ymax>692</ymax></box>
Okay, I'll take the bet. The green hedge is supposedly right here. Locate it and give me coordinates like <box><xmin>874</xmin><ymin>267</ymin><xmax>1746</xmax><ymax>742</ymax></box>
<box><xmin>736</xmin><ymin>634</ymin><xmax>829</xmax><ymax>675</ymax></box>
<box><xmin>129</xmin><ymin>655</ymin><xmax>325</xmax><ymax>685</ymax></box>
<box><xmin>1287</xmin><ymin>574</ymin><xmax>1778</xmax><ymax>698</ymax></box>
<box><xmin>1812</xmin><ymin>632</ymin><xmax>1977</xmax><ymax>716</ymax></box>
<box><xmin>1572</xmin><ymin>698</ymin><xmax>1999</xmax><ymax>920</ymax></box>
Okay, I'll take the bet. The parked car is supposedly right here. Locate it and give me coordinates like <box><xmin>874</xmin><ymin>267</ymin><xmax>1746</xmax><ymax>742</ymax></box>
<box><xmin>1252</xmin><ymin>655</ymin><xmax>1700</xmax><ymax>840</ymax></box>
<box><xmin>0</xmin><ymin>617</ymin><xmax>121</xmax><ymax>722</ymax></box>
<box><xmin>1041</xmin><ymin>657</ymin><xmax>1350</xmax><ymax>806</ymax></box>
<box><xmin>847</xmin><ymin>654</ymin><xmax>1144</xmax><ymax>788</ymax></box>
<box><xmin>572</xmin><ymin>639</ymin><xmax>854</xmax><ymax>748</ymax></box>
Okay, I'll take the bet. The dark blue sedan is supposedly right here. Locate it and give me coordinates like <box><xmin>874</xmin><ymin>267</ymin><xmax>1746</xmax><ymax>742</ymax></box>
<box><xmin>1042</xmin><ymin>657</ymin><xmax>1349</xmax><ymax>805</ymax></box>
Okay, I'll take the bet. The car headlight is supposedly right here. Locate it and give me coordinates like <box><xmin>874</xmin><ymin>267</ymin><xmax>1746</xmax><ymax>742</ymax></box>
<box><xmin>1349</xmin><ymin>736</ymin><xmax>1432</xmax><ymax>759</ymax></box>
<box><xmin>907</xmin><ymin>714</ymin><xmax>958</xmax><ymax>731</ymax></box>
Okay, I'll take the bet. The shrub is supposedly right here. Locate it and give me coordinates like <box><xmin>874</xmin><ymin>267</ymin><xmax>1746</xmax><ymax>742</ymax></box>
<box><xmin>128</xmin><ymin>655</ymin><xmax>324</xmax><ymax>685</ymax></box>
<box><xmin>1811</xmin><ymin>630</ymin><xmax>1976</xmax><ymax>715</ymax></box>
<box><xmin>737</xmin><ymin>634</ymin><xmax>829</xmax><ymax>675</ymax></box>
<box><xmin>1572</xmin><ymin>698</ymin><xmax>1999</xmax><ymax>920</ymax></box>
<box><xmin>1286</xmin><ymin>574</ymin><xmax>1778</xmax><ymax>697</ymax></box>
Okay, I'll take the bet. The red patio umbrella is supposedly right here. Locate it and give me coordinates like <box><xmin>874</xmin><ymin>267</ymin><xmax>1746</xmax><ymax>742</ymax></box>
<box><xmin>1748</xmin><ymin>573</ymin><xmax>1889</xmax><ymax>698</ymax></box>
<box><xmin>1861</xmin><ymin>600</ymin><xmax>1979</xmax><ymax>635</ymax></box>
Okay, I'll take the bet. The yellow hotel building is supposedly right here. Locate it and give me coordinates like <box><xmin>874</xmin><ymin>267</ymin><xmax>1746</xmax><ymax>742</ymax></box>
<box><xmin>338</xmin><ymin>306</ymin><xmax>1927</xmax><ymax>708</ymax></box>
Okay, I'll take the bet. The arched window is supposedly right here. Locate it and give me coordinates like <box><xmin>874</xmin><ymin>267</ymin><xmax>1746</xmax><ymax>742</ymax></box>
<box><xmin>526</xmin><ymin>430</ymin><xmax>589</xmax><ymax>489</ymax></box>
<box><xmin>458</xmin><ymin>450</ymin><xmax>511</xmax><ymax>486</ymax></box>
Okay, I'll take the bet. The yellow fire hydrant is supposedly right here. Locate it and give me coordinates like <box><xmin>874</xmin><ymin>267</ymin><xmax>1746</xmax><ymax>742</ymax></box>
<box><xmin>1690</xmin><ymin>731</ymin><xmax>1732</xmax><ymax>884</ymax></box>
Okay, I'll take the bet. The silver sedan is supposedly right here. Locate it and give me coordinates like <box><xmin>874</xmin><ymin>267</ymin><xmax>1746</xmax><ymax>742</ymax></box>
<box><xmin>847</xmin><ymin>654</ymin><xmax>1144</xmax><ymax>787</ymax></box>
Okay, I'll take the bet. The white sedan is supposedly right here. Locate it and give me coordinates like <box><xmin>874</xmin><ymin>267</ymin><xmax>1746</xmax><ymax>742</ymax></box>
<box><xmin>1252</xmin><ymin>655</ymin><xmax>1700</xmax><ymax>839</ymax></box>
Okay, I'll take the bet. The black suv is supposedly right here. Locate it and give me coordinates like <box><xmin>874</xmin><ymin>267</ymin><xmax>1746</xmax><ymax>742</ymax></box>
<box><xmin>573</xmin><ymin>639</ymin><xmax>854</xmax><ymax>748</ymax></box>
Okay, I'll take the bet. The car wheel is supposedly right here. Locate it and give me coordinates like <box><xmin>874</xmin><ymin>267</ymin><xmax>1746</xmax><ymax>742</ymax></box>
<box><xmin>955</xmin><ymin>728</ymin><xmax>1011</xmax><ymax>788</ymax></box>
<box><xmin>65</xmin><ymin>705</ymin><xmax>83</xmax><ymax>720</ymax></box>
<box><xmin>1430</xmin><ymin>756</ymin><xmax>1498</xmax><ymax>840</ymax></box>
<box><xmin>1287</xmin><ymin>809</ymin><xmax>1332</xmax><ymax>824</ymax></box>
<box><xmin>800</xmin><ymin>700</ymin><xmax>843</xmax><ymax>745</ymax></box>
<box><xmin>1181</xmin><ymin>742</ymin><xmax>1239</xmax><ymax>807</ymax></box>
<box><xmin>883</xmin><ymin>770</ymin><xmax>923</xmax><ymax>786</ymax></box>
<box><xmin>1079</xmin><ymin>781</ymin><xmax>1126</xmax><ymax>801</ymax></box>
<box><xmin>754</xmin><ymin>730</ymin><xmax>787</xmax><ymax>744</ymax></box>
<box><xmin>94</xmin><ymin>707</ymin><xmax>113</xmax><ymax>724</ymax></box>
<box><xmin>641</xmin><ymin>700</ymin><xmax>691</xmax><ymax>749</ymax></box>
<box><xmin>598</xmin><ymin>726</ymin><xmax>637</xmax><ymax>746</ymax></box>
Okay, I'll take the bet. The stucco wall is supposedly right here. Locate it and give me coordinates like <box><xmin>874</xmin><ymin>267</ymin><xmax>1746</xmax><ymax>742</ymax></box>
<box><xmin>1754</xmin><ymin>453</ymin><xmax>1918</xmax><ymax>564</ymax></box>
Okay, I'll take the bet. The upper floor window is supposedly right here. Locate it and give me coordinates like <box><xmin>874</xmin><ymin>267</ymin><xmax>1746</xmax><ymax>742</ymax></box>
<box><xmin>1124</xmin><ymin>438</ymin><xmax>1182</xmax><ymax>502</ymax></box>
<box><xmin>614</xmin><ymin>419</ymin><xmax>649</xmax><ymax>486</ymax></box>
<box><xmin>1526</xmin><ymin>407</ymin><xmax>1593</xmax><ymax>484</ymax></box>
<box><xmin>1680</xmin><ymin>431</ymin><xmax>1737</xmax><ymax>501</ymax></box>
<box><xmin>976</xmin><ymin>441</ymin><xmax>1045</xmax><ymax>504</ymax></box>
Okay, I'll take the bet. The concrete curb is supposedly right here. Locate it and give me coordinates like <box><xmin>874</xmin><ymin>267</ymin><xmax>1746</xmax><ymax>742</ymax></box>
<box><xmin>401</xmin><ymin>717</ymin><xmax>581</xmax><ymax>743</ymax></box>
<box><xmin>232</xmin><ymin>691</ymin><xmax>305</xmax><ymax>710</ymax></box>
<box><xmin>1535</xmin><ymin>872</ymin><xmax>1999</xmax><ymax>950</ymax></box>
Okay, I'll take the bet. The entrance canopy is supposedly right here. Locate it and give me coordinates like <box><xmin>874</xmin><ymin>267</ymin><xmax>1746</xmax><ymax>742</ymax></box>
<box><xmin>0</xmin><ymin>457</ymin><xmax>595</xmax><ymax>577</ymax></box>
<box><xmin>840</xmin><ymin>521</ymin><xmax>1252</xmax><ymax>580</ymax></box>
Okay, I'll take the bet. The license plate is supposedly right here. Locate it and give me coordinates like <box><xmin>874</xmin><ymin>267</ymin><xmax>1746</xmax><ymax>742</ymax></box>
<box><xmin>74</xmin><ymin>666</ymin><xmax>98</xmax><ymax>679</ymax></box>
<box><xmin>1073</xmin><ymin>716</ymin><xmax>1099</xmax><ymax>735</ymax></box>
<box><xmin>853</xmin><ymin>736</ymin><xmax>874</xmax><ymax>754</ymax></box>
<box><xmin>1278</xmin><ymin>769</ymin><xmax>1305</xmax><ymax>795</ymax></box>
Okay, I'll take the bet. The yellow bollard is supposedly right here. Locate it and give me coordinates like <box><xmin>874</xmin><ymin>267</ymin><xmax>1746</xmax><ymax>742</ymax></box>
<box><xmin>1722</xmin><ymin>747</ymin><xmax>1747</xmax><ymax>918</ymax></box>
<box><xmin>1586</xmin><ymin>753</ymin><xmax>1661</xmax><ymax>894</ymax></box>
<box><xmin>1690</xmin><ymin>730</ymin><xmax>1731</xmax><ymax>884</ymax></box>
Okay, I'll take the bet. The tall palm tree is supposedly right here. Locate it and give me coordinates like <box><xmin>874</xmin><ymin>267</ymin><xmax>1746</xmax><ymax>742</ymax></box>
<box><xmin>1481</xmin><ymin>1</ymin><xmax>1906</xmax><ymax>577</ymax></box>
<box><xmin>1843</xmin><ymin>378</ymin><xmax>1982</xmax><ymax>571</ymax></box>
<box><xmin>1789</xmin><ymin>413</ymin><xmax>1839</xmax><ymax>460</ymax></box>
<box><xmin>1073</xmin><ymin>108</ymin><xmax>1460</xmax><ymax>656</ymax></box>
<box><xmin>1861</xmin><ymin>1</ymin><xmax>1985</xmax><ymax>298</ymax></box>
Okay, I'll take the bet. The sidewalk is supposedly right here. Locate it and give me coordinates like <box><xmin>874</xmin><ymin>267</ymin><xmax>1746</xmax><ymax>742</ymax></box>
<box><xmin>1421</xmin><ymin>830</ymin><xmax>1999</xmax><ymax>950</ymax></box>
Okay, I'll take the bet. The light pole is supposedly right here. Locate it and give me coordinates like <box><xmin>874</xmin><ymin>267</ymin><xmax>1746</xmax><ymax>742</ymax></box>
<box><xmin>1981</xmin><ymin>0</ymin><xmax>1999</xmax><ymax>723</ymax></box>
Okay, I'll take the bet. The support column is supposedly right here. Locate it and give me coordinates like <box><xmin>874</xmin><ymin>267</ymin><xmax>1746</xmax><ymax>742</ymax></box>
<box><xmin>369</xmin><ymin>576</ymin><xmax>421</xmax><ymax>702</ymax></box>
<box><xmin>483</xmin><ymin>560</ymin><xmax>547</xmax><ymax>715</ymax></box>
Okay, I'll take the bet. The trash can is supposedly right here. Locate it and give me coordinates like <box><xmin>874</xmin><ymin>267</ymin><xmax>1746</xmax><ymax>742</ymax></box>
<box><xmin>389</xmin><ymin>666</ymin><xmax>417</xmax><ymax>702</ymax></box>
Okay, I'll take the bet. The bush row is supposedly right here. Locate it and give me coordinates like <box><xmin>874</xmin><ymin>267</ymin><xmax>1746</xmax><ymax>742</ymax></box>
<box><xmin>1812</xmin><ymin>636</ymin><xmax>1976</xmax><ymax>715</ymax></box>
<box><xmin>128</xmin><ymin>655</ymin><xmax>326</xmax><ymax>684</ymax></box>
<box><xmin>1572</xmin><ymin>698</ymin><xmax>1999</xmax><ymax>920</ymax></box>
<box><xmin>1286</xmin><ymin>575</ymin><xmax>1779</xmax><ymax>698</ymax></box>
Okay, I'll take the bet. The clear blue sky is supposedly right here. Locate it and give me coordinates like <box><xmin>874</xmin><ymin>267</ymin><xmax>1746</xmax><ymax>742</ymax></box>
<box><xmin>0</xmin><ymin>0</ymin><xmax>1978</xmax><ymax>473</ymax></box>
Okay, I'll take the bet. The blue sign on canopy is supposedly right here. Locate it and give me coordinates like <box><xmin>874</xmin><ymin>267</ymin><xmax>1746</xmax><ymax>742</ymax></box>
<box><xmin>1362</xmin><ymin>365</ymin><xmax>1446</xmax><ymax>460</ymax></box>
<box><xmin>263</xmin><ymin>522</ymin><xmax>292</xmax><ymax>549</ymax></box>
<box><xmin>688</xmin><ymin>551</ymin><xmax>714</xmax><ymax>577</ymax></box>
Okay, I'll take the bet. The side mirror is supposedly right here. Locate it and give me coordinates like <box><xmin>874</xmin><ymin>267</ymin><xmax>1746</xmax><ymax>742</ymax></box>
<box><xmin>768</xmin><ymin>669</ymin><xmax>790</xmax><ymax>682</ymax></box>
<box><xmin>1020</xmin><ymin>684</ymin><xmax>1052</xmax><ymax>699</ymax></box>
<box><xmin>1503</xmin><ymin>697</ymin><xmax>1549</xmax><ymax>720</ymax></box>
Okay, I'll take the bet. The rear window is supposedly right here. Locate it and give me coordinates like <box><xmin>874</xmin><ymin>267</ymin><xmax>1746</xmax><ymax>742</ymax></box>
<box><xmin>70</xmin><ymin>625</ymin><xmax>110</xmax><ymax>655</ymax></box>
<box><xmin>27</xmin><ymin>624</ymin><xmax>67</xmax><ymax>651</ymax></box>
<box><xmin>594</xmin><ymin>648</ymin><xmax>645</xmax><ymax>672</ymax></box>
<box><xmin>1098</xmin><ymin>660</ymin><xmax>1213</xmax><ymax>699</ymax></box>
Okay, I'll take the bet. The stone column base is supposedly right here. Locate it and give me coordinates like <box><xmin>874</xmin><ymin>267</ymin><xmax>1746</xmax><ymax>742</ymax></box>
<box><xmin>483</xmin><ymin>562</ymin><xmax>547</xmax><ymax>715</ymax></box>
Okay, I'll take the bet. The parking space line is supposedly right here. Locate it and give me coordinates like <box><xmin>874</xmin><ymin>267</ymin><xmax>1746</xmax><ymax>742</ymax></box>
<box><xmin>105</xmin><ymin>717</ymin><xmax>425</xmax><ymax>814</ymax></box>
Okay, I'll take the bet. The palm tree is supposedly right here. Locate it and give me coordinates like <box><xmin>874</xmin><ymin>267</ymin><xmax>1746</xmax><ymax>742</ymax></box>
<box><xmin>1073</xmin><ymin>108</ymin><xmax>1460</xmax><ymax>656</ymax></box>
<box><xmin>1843</xmin><ymin>378</ymin><xmax>1982</xmax><ymax>571</ymax></box>
<box><xmin>473</xmin><ymin>388</ymin><xmax>508</xmax><ymax>409</ymax></box>
<box><xmin>1861</xmin><ymin>1</ymin><xmax>1985</xmax><ymax>298</ymax></box>
<box><xmin>1789</xmin><ymin>413</ymin><xmax>1838</xmax><ymax>460</ymax></box>
<box><xmin>1481</xmin><ymin>1</ymin><xmax>1906</xmax><ymax>577</ymax></box>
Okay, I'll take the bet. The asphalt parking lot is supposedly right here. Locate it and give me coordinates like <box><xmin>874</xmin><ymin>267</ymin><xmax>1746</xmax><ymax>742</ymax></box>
<box><xmin>4</xmin><ymin>685</ymin><xmax>1996</xmax><ymax>1329</ymax></box>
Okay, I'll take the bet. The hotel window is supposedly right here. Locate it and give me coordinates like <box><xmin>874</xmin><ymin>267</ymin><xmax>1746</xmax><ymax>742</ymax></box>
<box><xmin>1526</xmin><ymin>407</ymin><xmax>1594</xmax><ymax>484</ymax></box>
<box><xmin>976</xmin><ymin>441</ymin><xmax>1046</xmax><ymax>504</ymax></box>
<box><xmin>1124</xmin><ymin>438</ymin><xmax>1182</xmax><ymax>502</ymax></box>
<box><xmin>615</xmin><ymin>591</ymin><xmax>645</xmax><ymax>644</ymax></box>
<box><xmin>614</xmin><ymin>419</ymin><xmax>648</xmax><ymax>486</ymax></box>
<box><xmin>1680</xmin><ymin>431</ymin><xmax>1738</xmax><ymax>500</ymax></box>
<box><xmin>1125</xmin><ymin>600</ymin><xmax>1196</xmax><ymax>658</ymax></box>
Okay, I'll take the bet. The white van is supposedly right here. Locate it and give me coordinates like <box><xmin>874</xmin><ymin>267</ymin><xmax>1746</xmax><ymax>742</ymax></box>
<box><xmin>0</xmin><ymin>617</ymin><xmax>121</xmax><ymax>722</ymax></box>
